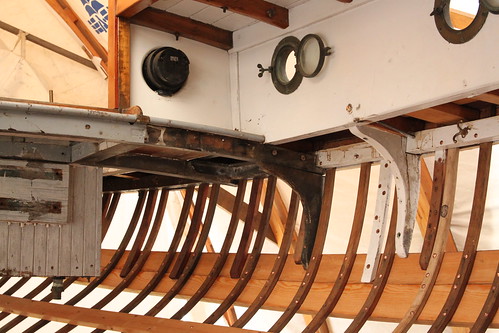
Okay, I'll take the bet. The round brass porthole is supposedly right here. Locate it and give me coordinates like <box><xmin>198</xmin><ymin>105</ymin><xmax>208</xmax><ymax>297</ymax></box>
<box><xmin>481</xmin><ymin>0</ymin><xmax>499</xmax><ymax>14</ymax></box>
<box><xmin>296</xmin><ymin>34</ymin><xmax>331</xmax><ymax>78</ymax></box>
<box><xmin>270</xmin><ymin>36</ymin><xmax>302</xmax><ymax>95</ymax></box>
<box><xmin>433</xmin><ymin>0</ymin><xmax>489</xmax><ymax>44</ymax></box>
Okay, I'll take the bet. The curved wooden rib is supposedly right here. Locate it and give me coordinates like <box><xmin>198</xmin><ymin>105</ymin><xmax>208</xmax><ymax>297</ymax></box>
<box><xmin>304</xmin><ymin>163</ymin><xmax>371</xmax><ymax>333</ymax></box>
<box><xmin>429</xmin><ymin>142</ymin><xmax>493</xmax><ymax>332</ymax></box>
<box><xmin>20</xmin><ymin>191</ymin><xmax>147</xmax><ymax>333</ymax></box>
<box><xmin>141</xmin><ymin>185</ymin><xmax>220</xmax><ymax>317</ymax></box>
<box><xmin>471</xmin><ymin>262</ymin><xmax>499</xmax><ymax>332</ymax></box>
<box><xmin>269</xmin><ymin>168</ymin><xmax>336</xmax><ymax>333</ymax></box>
<box><xmin>393</xmin><ymin>148</ymin><xmax>458</xmax><ymax>333</ymax></box>
<box><xmin>170</xmin><ymin>183</ymin><xmax>210</xmax><ymax>279</ymax></box>
<box><xmin>120</xmin><ymin>190</ymin><xmax>159</xmax><ymax>277</ymax></box>
<box><xmin>101</xmin><ymin>192</ymin><xmax>121</xmax><ymax>241</ymax></box>
<box><xmin>419</xmin><ymin>150</ymin><xmax>447</xmax><ymax>270</ymax></box>
<box><xmin>204</xmin><ymin>176</ymin><xmax>276</xmax><ymax>325</ymax></box>
<box><xmin>345</xmin><ymin>195</ymin><xmax>398</xmax><ymax>332</ymax></box>
<box><xmin>1</xmin><ymin>191</ymin><xmax>132</xmax><ymax>333</ymax></box>
<box><xmin>109</xmin><ymin>186</ymin><xmax>194</xmax><ymax>318</ymax></box>
<box><xmin>171</xmin><ymin>180</ymin><xmax>248</xmax><ymax>320</ymax></box>
<box><xmin>231</xmin><ymin>178</ymin><xmax>264</xmax><ymax>278</ymax></box>
<box><xmin>233</xmin><ymin>190</ymin><xmax>300</xmax><ymax>328</ymax></box>
<box><xmin>71</xmin><ymin>190</ymin><xmax>168</xmax><ymax>333</ymax></box>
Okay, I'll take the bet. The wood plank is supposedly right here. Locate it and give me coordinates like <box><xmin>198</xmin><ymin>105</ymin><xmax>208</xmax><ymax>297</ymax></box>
<box><xmin>0</xmin><ymin>222</ymin><xmax>8</xmax><ymax>273</ymax></box>
<box><xmin>45</xmin><ymin>0</ymin><xmax>108</xmax><ymax>70</ymax></box>
<box><xmin>33</xmin><ymin>225</ymin><xmax>48</xmax><ymax>276</ymax></box>
<box><xmin>0</xmin><ymin>159</ymin><xmax>69</xmax><ymax>224</ymax></box>
<box><xmin>118</xmin><ymin>18</ymin><xmax>131</xmax><ymax>109</ymax></box>
<box><xmin>20</xmin><ymin>224</ymin><xmax>35</xmax><ymax>276</ymax></box>
<box><xmin>131</xmin><ymin>8</ymin><xmax>233</xmax><ymax>50</ymax></box>
<box><xmin>108</xmin><ymin>0</ymin><xmax>118</xmax><ymax>109</ymax></box>
<box><xmin>117</xmin><ymin>0</ymin><xmax>159</xmax><ymax>18</ymax></box>
<box><xmin>45</xmin><ymin>225</ymin><xmax>60</xmax><ymax>276</ymax></box>
<box><xmin>0</xmin><ymin>294</ymin><xmax>259</xmax><ymax>333</ymax></box>
<box><xmin>70</xmin><ymin>166</ymin><xmax>85</xmax><ymax>277</ymax></box>
<box><xmin>192</xmin><ymin>0</ymin><xmax>289</xmax><ymax>28</ymax></box>
<box><xmin>7</xmin><ymin>223</ymin><xmax>22</xmax><ymax>275</ymax></box>
<box><xmin>407</xmin><ymin>103</ymin><xmax>478</xmax><ymax>124</ymax></box>
<box><xmin>83</xmin><ymin>167</ymin><xmax>102</xmax><ymax>276</ymax></box>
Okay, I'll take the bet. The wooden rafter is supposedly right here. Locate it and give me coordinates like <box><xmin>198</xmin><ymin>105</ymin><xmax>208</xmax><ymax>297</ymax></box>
<box><xmin>192</xmin><ymin>0</ymin><xmax>288</xmax><ymax>29</ymax></box>
<box><xmin>45</xmin><ymin>0</ymin><xmax>108</xmax><ymax>71</ymax></box>
<box><xmin>117</xmin><ymin>0</ymin><xmax>159</xmax><ymax>18</ymax></box>
<box><xmin>130</xmin><ymin>7</ymin><xmax>233</xmax><ymax>50</ymax></box>
<box><xmin>0</xmin><ymin>294</ymin><xmax>257</xmax><ymax>333</ymax></box>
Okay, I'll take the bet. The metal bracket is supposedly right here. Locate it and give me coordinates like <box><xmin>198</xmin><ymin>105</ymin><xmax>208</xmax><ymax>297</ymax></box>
<box><xmin>350</xmin><ymin>125</ymin><xmax>420</xmax><ymax>258</ymax></box>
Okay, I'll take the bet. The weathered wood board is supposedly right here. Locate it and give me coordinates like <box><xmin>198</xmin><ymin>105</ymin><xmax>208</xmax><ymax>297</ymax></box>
<box><xmin>0</xmin><ymin>159</ymin><xmax>68</xmax><ymax>224</ymax></box>
<box><xmin>0</xmin><ymin>165</ymin><xmax>102</xmax><ymax>277</ymax></box>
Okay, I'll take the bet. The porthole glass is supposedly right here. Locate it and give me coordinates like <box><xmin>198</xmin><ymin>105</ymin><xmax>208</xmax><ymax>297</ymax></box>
<box><xmin>447</xmin><ymin>0</ymin><xmax>479</xmax><ymax>29</ymax></box>
<box><xmin>296</xmin><ymin>34</ymin><xmax>329</xmax><ymax>78</ymax></box>
<box><xmin>271</xmin><ymin>36</ymin><xmax>303</xmax><ymax>95</ymax></box>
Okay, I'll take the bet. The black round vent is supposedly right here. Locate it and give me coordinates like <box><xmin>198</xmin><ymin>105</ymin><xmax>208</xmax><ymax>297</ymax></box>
<box><xmin>142</xmin><ymin>47</ymin><xmax>190</xmax><ymax>96</ymax></box>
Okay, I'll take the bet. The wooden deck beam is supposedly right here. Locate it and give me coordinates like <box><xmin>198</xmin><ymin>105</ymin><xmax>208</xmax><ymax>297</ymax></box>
<box><xmin>0</xmin><ymin>294</ymin><xmax>258</xmax><ymax>333</ymax></box>
<box><xmin>192</xmin><ymin>0</ymin><xmax>288</xmax><ymax>29</ymax></box>
<box><xmin>117</xmin><ymin>0</ymin><xmax>159</xmax><ymax>18</ymax></box>
<box><xmin>93</xmin><ymin>250</ymin><xmax>499</xmax><ymax>327</ymax></box>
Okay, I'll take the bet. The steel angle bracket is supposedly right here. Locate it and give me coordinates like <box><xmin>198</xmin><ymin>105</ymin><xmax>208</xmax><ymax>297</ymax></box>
<box><xmin>350</xmin><ymin>125</ymin><xmax>420</xmax><ymax>258</ymax></box>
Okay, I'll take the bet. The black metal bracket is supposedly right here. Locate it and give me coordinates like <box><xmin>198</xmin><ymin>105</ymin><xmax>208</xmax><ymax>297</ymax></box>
<box><xmin>257</xmin><ymin>64</ymin><xmax>273</xmax><ymax>78</ymax></box>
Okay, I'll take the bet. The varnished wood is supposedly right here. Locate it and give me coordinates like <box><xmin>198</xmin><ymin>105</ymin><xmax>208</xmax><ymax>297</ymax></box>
<box><xmin>408</xmin><ymin>103</ymin><xmax>478</xmax><ymax>125</ymax></box>
<box><xmin>0</xmin><ymin>294</ymin><xmax>260</xmax><ymax>333</ymax></box>
<box><xmin>471</xmin><ymin>263</ymin><xmax>499</xmax><ymax>332</ymax></box>
<box><xmin>269</xmin><ymin>168</ymin><xmax>336</xmax><ymax>332</ymax></box>
<box><xmin>170</xmin><ymin>184</ymin><xmax>210</xmax><ymax>279</ymax></box>
<box><xmin>120</xmin><ymin>190</ymin><xmax>159</xmax><ymax>277</ymax></box>
<box><xmin>101</xmin><ymin>192</ymin><xmax>121</xmax><ymax>241</ymax></box>
<box><xmin>234</xmin><ymin>191</ymin><xmax>300</xmax><ymax>327</ymax></box>
<box><xmin>118</xmin><ymin>18</ymin><xmax>131</xmax><ymax>110</ymax></box>
<box><xmin>131</xmin><ymin>8</ymin><xmax>233</xmax><ymax>50</ymax></box>
<box><xmin>231</xmin><ymin>178</ymin><xmax>264</xmax><ymax>278</ymax></box>
<box><xmin>143</xmin><ymin>185</ymin><xmax>219</xmax><ymax>317</ymax></box>
<box><xmin>192</xmin><ymin>0</ymin><xmax>288</xmax><ymax>28</ymax></box>
<box><xmin>171</xmin><ymin>180</ymin><xmax>247</xmax><ymax>320</ymax></box>
<box><xmin>430</xmin><ymin>142</ymin><xmax>493</xmax><ymax>332</ymax></box>
<box><xmin>305</xmin><ymin>164</ymin><xmax>371</xmax><ymax>332</ymax></box>
<box><xmin>217</xmin><ymin>187</ymin><xmax>276</xmax><ymax>243</ymax></box>
<box><xmin>117</xmin><ymin>0</ymin><xmax>159</xmax><ymax>18</ymax></box>
<box><xmin>204</xmin><ymin>177</ymin><xmax>276</xmax><ymax>324</ymax></box>
<box><xmin>117</xmin><ymin>187</ymin><xmax>193</xmax><ymax>316</ymax></box>
<box><xmin>395</xmin><ymin>149</ymin><xmax>460</xmax><ymax>333</ymax></box>
<box><xmin>108</xmin><ymin>0</ymin><xmax>118</xmax><ymax>108</ymax></box>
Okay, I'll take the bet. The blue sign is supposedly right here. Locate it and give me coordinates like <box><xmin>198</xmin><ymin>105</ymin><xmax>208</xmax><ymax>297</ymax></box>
<box><xmin>81</xmin><ymin>0</ymin><xmax>108</xmax><ymax>34</ymax></box>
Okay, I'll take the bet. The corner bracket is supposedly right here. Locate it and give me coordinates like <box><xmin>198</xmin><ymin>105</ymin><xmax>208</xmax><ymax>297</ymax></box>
<box><xmin>350</xmin><ymin>125</ymin><xmax>420</xmax><ymax>258</ymax></box>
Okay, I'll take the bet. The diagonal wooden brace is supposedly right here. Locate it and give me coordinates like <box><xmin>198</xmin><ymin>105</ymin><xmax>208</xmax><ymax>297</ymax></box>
<box><xmin>350</xmin><ymin>125</ymin><xmax>420</xmax><ymax>258</ymax></box>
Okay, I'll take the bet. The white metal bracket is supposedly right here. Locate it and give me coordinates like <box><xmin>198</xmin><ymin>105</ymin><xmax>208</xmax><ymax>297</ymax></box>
<box><xmin>350</xmin><ymin>125</ymin><xmax>420</xmax><ymax>258</ymax></box>
<box><xmin>361</xmin><ymin>160</ymin><xmax>392</xmax><ymax>282</ymax></box>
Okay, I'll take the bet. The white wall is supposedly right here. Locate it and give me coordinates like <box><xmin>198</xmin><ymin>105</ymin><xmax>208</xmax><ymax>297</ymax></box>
<box><xmin>232</xmin><ymin>0</ymin><xmax>499</xmax><ymax>143</ymax></box>
<box><xmin>130</xmin><ymin>24</ymin><xmax>233</xmax><ymax>129</ymax></box>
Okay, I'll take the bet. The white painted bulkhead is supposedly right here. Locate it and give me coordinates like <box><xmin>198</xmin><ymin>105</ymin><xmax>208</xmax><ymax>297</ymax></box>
<box><xmin>130</xmin><ymin>24</ymin><xmax>233</xmax><ymax>129</ymax></box>
<box><xmin>231</xmin><ymin>0</ymin><xmax>499</xmax><ymax>143</ymax></box>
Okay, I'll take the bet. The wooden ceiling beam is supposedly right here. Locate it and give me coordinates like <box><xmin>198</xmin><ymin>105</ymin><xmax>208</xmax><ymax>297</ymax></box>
<box><xmin>131</xmin><ymin>8</ymin><xmax>233</xmax><ymax>50</ymax></box>
<box><xmin>192</xmin><ymin>0</ymin><xmax>288</xmax><ymax>29</ymax></box>
<box><xmin>45</xmin><ymin>0</ymin><xmax>108</xmax><ymax>70</ymax></box>
<box><xmin>117</xmin><ymin>0</ymin><xmax>159</xmax><ymax>18</ymax></box>
<box><xmin>0</xmin><ymin>294</ymin><xmax>257</xmax><ymax>333</ymax></box>
<box><xmin>407</xmin><ymin>102</ymin><xmax>479</xmax><ymax>124</ymax></box>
